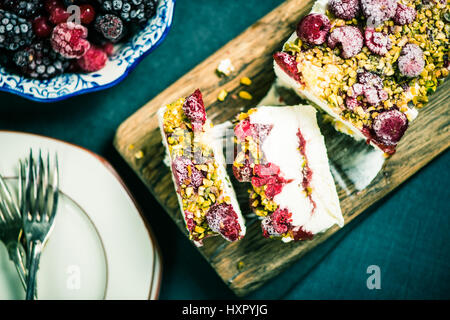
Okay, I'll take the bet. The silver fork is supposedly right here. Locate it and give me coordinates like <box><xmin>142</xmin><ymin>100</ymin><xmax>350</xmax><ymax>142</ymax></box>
<box><xmin>21</xmin><ymin>150</ymin><xmax>59</xmax><ymax>300</ymax></box>
<box><xmin>0</xmin><ymin>174</ymin><xmax>27</xmax><ymax>289</ymax></box>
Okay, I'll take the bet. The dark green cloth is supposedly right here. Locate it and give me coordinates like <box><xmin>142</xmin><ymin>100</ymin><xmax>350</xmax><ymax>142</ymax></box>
<box><xmin>0</xmin><ymin>0</ymin><xmax>448</xmax><ymax>299</ymax></box>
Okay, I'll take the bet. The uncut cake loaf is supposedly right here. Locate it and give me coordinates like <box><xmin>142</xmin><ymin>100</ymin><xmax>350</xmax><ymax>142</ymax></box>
<box><xmin>274</xmin><ymin>0</ymin><xmax>449</xmax><ymax>155</ymax></box>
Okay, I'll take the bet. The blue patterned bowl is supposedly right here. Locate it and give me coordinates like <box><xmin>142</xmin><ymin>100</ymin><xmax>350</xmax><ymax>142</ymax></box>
<box><xmin>0</xmin><ymin>0</ymin><xmax>175</xmax><ymax>102</ymax></box>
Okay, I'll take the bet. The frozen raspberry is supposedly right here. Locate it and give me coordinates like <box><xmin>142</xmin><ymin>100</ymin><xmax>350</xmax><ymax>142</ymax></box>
<box><xmin>265</xmin><ymin>183</ymin><xmax>284</xmax><ymax>200</ymax></box>
<box><xmin>102</xmin><ymin>42</ymin><xmax>115</xmax><ymax>56</ymax></box>
<box><xmin>361</xmin><ymin>0</ymin><xmax>397</xmax><ymax>27</ymax></box>
<box><xmin>262</xmin><ymin>208</ymin><xmax>292</xmax><ymax>238</ymax></box>
<box><xmin>327</xmin><ymin>26</ymin><xmax>363</xmax><ymax>59</ymax></box>
<box><xmin>364</xmin><ymin>28</ymin><xmax>391</xmax><ymax>56</ymax></box>
<box><xmin>372</xmin><ymin>109</ymin><xmax>408</xmax><ymax>146</ymax></box>
<box><xmin>233</xmin><ymin>156</ymin><xmax>253</xmax><ymax>182</ymax></box>
<box><xmin>253</xmin><ymin>163</ymin><xmax>280</xmax><ymax>177</ymax></box>
<box><xmin>80</xmin><ymin>4</ymin><xmax>96</xmax><ymax>25</ymax></box>
<box><xmin>171</xmin><ymin>156</ymin><xmax>204</xmax><ymax>189</ymax></box>
<box><xmin>345</xmin><ymin>96</ymin><xmax>362</xmax><ymax>110</ymax></box>
<box><xmin>33</xmin><ymin>16</ymin><xmax>52</xmax><ymax>38</ymax></box>
<box><xmin>350</xmin><ymin>71</ymin><xmax>388</xmax><ymax>105</ymax></box>
<box><xmin>182</xmin><ymin>89</ymin><xmax>207</xmax><ymax>132</ymax></box>
<box><xmin>51</xmin><ymin>22</ymin><xmax>90</xmax><ymax>59</ymax></box>
<box><xmin>77</xmin><ymin>46</ymin><xmax>107</xmax><ymax>72</ymax></box>
<box><xmin>393</xmin><ymin>3</ymin><xmax>416</xmax><ymax>25</ymax></box>
<box><xmin>296</xmin><ymin>13</ymin><xmax>331</xmax><ymax>45</ymax></box>
<box><xmin>95</xmin><ymin>14</ymin><xmax>125</xmax><ymax>43</ymax></box>
<box><xmin>273</xmin><ymin>52</ymin><xmax>301</xmax><ymax>82</ymax></box>
<box><xmin>234</xmin><ymin>118</ymin><xmax>252</xmax><ymax>141</ymax></box>
<box><xmin>328</xmin><ymin>0</ymin><xmax>360</xmax><ymax>20</ymax></box>
<box><xmin>206</xmin><ymin>203</ymin><xmax>242</xmax><ymax>242</ymax></box>
<box><xmin>49</xmin><ymin>7</ymin><xmax>70</xmax><ymax>25</ymax></box>
<box><xmin>398</xmin><ymin>43</ymin><xmax>425</xmax><ymax>78</ymax></box>
<box><xmin>358</xmin><ymin>71</ymin><xmax>383</xmax><ymax>89</ymax></box>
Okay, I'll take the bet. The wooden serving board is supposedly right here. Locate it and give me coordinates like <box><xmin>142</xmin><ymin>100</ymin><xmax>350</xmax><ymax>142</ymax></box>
<box><xmin>114</xmin><ymin>0</ymin><xmax>450</xmax><ymax>297</ymax></box>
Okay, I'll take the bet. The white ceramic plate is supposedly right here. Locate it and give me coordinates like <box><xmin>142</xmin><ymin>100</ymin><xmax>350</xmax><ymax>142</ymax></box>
<box><xmin>0</xmin><ymin>131</ymin><xmax>162</xmax><ymax>300</ymax></box>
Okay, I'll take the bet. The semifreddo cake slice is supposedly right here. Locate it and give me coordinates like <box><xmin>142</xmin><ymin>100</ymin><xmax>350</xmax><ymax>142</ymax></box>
<box><xmin>158</xmin><ymin>89</ymin><xmax>246</xmax><ymax>246</ymax></box>
<box><xmin>274</xmin><ymin>0</ymin><xmax>449</xmax><ymax>155</ymax></box>
<box><xmin>232</xmin><ymin>105</ymin><xmax>343</xmax><ymax>242</ymax></box>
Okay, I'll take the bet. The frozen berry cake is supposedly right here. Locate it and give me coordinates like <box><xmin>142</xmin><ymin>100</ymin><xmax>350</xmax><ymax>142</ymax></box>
<box><xmin>233</xmin><ymin>105</ymin><xmax>343</xmax><ymax>242</ymax></box>
<box><xmin>158</xmin><ymin>89</ymin><xmax>246</xmax><ymax>246</ymax></box>
<box><xmin>274</xmin><ymin>0</ymin><xmax>449</xmax><ymax>155</ymax></box>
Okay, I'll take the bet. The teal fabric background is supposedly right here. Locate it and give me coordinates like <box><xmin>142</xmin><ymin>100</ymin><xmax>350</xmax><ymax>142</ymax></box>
<box><xmin>0</xmin><ymin>0</ymin><xmax>448</xmax><ymax>299</ymax></box>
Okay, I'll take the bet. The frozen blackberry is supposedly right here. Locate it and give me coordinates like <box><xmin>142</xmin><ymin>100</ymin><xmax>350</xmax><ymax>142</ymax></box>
<box><xmin>13</xmin><ymin>41</ymin><xmax>70</xmax><ymax>79</ymax></box>
<box><xmin>94</xmin><ymin>14</ymin><xmax>125</xmax><ymax>43</ymax></box>
<box><xmin>3</xmin><ymin>0</ymin><xmax>43</xmax><ymax>18</ymax></box>
<box><xmin>0</xmin><ymin>10</ymin><xmax>34</xmax><ymax>51</ymax></box>
<box><xmin>99</xmin><ymin>0</ymin><xmax>158</xmax><ymax>23</ymax></box>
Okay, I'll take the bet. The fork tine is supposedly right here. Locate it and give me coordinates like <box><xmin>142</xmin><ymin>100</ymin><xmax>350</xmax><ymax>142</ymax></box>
<box><xmin>26</xmin><ymin>149</ymin><xmax>36</xmax><ymax>222</ymax></box>
<box><xmin>0</xmin><ymin>174</ymin><xmax>17</xmax><ymax>221</ymax></box>
<box><xmin>48</xmin><ymin>153</ymin><xmax>59</xmax><ymax>224</ymax></box>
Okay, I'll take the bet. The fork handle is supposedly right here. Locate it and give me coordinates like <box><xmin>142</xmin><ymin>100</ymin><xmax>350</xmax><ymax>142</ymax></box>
<box><xmin>7</xmin><ymin>241</ymin><xmax>27</xmax><ymax>290</ymax></box>
<box><xmin>25</xmin><ymin>240</ymin><xmax>43</xmax><ymax>300</ymax></box>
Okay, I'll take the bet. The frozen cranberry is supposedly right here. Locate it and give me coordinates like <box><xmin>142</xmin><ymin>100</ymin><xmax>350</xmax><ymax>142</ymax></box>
<box><xmin>206</xmin><ymin>203</ymin><xmax>242</xmax><ymax>242</ymax></box>
<box><xmin>372</xmin><ymin>109</ymin><xmax>408</xmax><ymax>146</ymax></box>
<box><xmin>361</xmin><ymin>0</ymin><xmax>397</xmax><ymax>27</ymax></box>
<box><xmin>183</xmin><ymin>89</ymin><xmax>207</xmax><ymax>132</ymax></box>
<box><xmin>171</xmin><ymin>156</ymin><xmax>204</xmax><ymax>189</ymax></box>
<box><xmin>398</xmin><ymin>43</ymin><xmax>425</xmax><ymax>78</ymax></box>
<box><xmin>33</xmin><ymin>16</ymin><xmax>52</xmax><ymax>38</ymax></box>
<box><xmin>327</xmin><ymin>26</ymin><xmax>363</xmax><ymax>58</ymax></box>
<box><xmin>80</xmin><ymin>4</ymin><xmax>96</xmax><ymax>25</ymax></box>
<box><xmin>273</xmin><ymin>52</ymin><xmax>301</xmax><ymax>82</ymax></box>
<box><xmin>364</xmin><ymin>28</ymin><xmax>391</xmax><ymax>56</ymax></box>
<box><xmin>328</xmin><ymin>0</ymin><xmax>360</xmax><ymax>20</ymax></box>
<box><xmin>50</xmin><ymin>7</ymin><xmax>70</xmax><ymax>25</ymax></box>
<box><xmin>77</xmin><ymin>46</ymin><xmax>107</xmax><ymax>72</ymax></box>
<box><xmin>393</xmin><ymin>3</ymin><xmax>416</xmax><ymax>25</ymax></box>
<box><xmin>51</xmin><ymin>22</ymin><xmax>90</xmax><ymax>59</ymax></box>
<box><xmin>296</xmin><ymin>13</ymin><xmax>331</xmax><ymax>45</ymax></box>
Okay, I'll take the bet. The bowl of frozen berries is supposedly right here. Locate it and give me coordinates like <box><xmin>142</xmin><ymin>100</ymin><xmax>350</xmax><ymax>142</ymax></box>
<box><xmin>0</xmin><ymin>0</ymin><xmax>174</xmax><ymax>102</ymax></box>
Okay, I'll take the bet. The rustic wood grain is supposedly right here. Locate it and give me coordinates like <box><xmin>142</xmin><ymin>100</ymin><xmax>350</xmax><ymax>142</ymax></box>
<box><xmin>114</xmin><ymin>0</ymin><xmax>450</xmax><ymax>296</ymax></box>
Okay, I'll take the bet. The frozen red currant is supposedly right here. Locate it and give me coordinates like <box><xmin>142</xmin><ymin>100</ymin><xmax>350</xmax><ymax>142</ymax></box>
<box><xmin>80</xmin><ymin>4</ymin><xmax>96</xmax><ymax>25</ymax></box>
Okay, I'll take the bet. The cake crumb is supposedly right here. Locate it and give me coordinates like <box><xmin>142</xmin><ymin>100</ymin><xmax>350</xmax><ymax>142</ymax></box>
<box><xmin>217</xmin><ymin>59</ymin><xmax>235</xmax><ymax>76</ymax></box>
